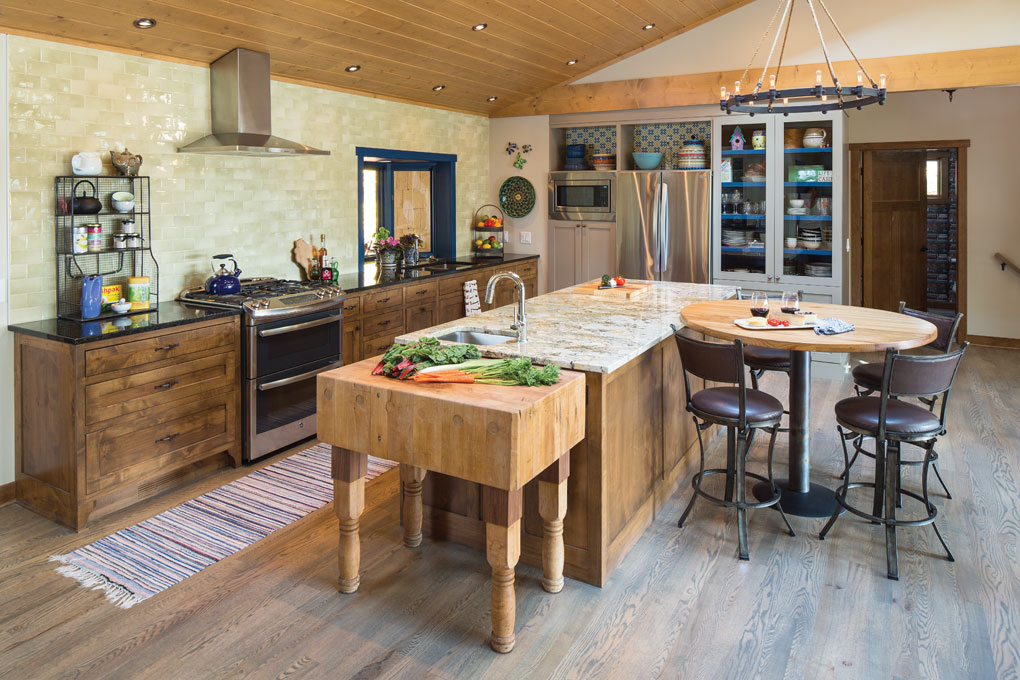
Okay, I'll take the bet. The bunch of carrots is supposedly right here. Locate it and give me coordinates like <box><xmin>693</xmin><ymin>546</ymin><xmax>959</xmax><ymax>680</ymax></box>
<box><xmin>412</xmin><ymin>369</ymin><xmax>476</xmax><ymax>383</ymax></box>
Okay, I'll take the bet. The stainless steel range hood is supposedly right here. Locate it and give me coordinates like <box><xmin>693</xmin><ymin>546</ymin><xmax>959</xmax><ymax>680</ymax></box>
<box><xmin>178</xmin><ymin>48</ymin><xmax>329</xmax><ymax>156</ymax></box>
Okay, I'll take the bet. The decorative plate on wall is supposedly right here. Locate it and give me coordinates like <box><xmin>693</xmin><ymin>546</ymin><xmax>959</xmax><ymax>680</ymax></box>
<box><xmin>498</xmin><ymin>176</ymin><xmax>536</xmax><ymax>218</ymax></box>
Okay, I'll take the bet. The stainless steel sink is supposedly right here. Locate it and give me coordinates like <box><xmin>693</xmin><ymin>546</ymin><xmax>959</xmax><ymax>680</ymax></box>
<box><xmin>435</xmin><ymin>330</ymin><xmax>514</xmax><ymax>345</ymax></box>
<box><xmin>422</xmin><ymin>261</ymin><xmax>477</xmax><ymax>272</ymax></box>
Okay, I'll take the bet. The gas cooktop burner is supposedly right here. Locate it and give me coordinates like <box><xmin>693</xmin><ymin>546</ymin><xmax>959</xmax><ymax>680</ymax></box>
<box><xmin>179</xmin><ymin>277</ymin><xmax>346</xmax><ymax>324</ymax></box>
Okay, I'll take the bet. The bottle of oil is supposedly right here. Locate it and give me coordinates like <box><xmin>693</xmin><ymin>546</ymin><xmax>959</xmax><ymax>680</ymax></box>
<box><xmin>309</xmin><ymin>234</ymin><xmax>320</xmax><ymax>280</ymax></box>
<box><xmin>319</xmin><ymin>234</ymin><xmax>328</xmax><ymax>271</ymax></box>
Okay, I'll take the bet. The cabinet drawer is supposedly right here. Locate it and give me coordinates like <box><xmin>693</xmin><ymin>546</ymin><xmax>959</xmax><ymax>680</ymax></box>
<box><xmin>405</xmin><ymin>302</ymin><xmax>436</xmax><ymax>333</ymax></box>
<box><xmin>340</xmin><ymin>294</ymin><xmax>362</xmax><ymax>319</ymax></box>
<box><xmin>363</xmin><ymin>333</ymin><xmax>397</xmax><ymax>358</ymax></box>
<box><xmin>439</xmin><ymin>273</ymin><xmax>475</xmax><ymax>297</ymax></box>
<box><xmin>363</xmin><ymin>311</ymin><xmax>405</xmax><ymax>339</ymax></box>
<box><xmin>364</xmin><ymin>287</ymin><xmax>404</xmax><ymax>313</ymax></box>
<box><xmin>86</xmin><ymin>392</ymin><xmax>234</xmax><ymax>480</ymax></box>
<box><xmin>438</xmin><ymin>294</ymin><xmax>466</xmax><ymax>324</ymax></box>
<box><xmin>404</xmin><ymin>280</ymin><xmax>437</xmax><ymax>302</ymax></box>
<box><xmin>85</xmin><ymin>350</ymin><xmax>237</xmax><ymax>427</ymax></box>
<box><xmin>517</xmin><ymin>260</ymin><xmax>538</xmax><ymax>278</ymax></box>
<box><xmin>85</xmin><ymin>321</ymin><xmax>236</xmax><ymax>377</ymax></box>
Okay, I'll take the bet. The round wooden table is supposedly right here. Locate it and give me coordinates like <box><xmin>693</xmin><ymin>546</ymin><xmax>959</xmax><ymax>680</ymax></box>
<box><xmin>679</xmin><ymin>300</ymin><xmax>936</xmax><ymax>517</ymax></box>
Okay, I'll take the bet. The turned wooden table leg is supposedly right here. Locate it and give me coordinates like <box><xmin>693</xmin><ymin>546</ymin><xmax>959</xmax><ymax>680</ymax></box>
<box><xmin>332</xmin><ymin>446</ymin><xmax>367</xmax><ymax>594</ymax></box>
<box><xmin>481</xmin><ymin>485</ymin><xmax>523</xmax><ymax>653</ymax></box>
<box><xmin>400</xmin><ymin>464</ymin><xmax>427</xmax><ymax>548</ymax></box>
<box><xmin>538</xmin><ymin>453</ymin><xmax>570</xmax><ymax>594</ymax></box>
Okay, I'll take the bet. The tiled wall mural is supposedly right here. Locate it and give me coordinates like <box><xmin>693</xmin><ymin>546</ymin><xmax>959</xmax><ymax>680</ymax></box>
<box><xmin>564</xmin><ymin>125</ymin><xmax>616</xmax><ymax>165</ymax></box>
<box><xmin>633</xmin><ymin>122</ymin><xmax>711</xmax><ymax>169</ymax></box>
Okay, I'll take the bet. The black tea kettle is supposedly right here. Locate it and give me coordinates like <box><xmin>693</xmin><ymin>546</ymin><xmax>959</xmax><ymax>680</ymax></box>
<box><xmin>72</xmin><ymin>180</ymin><xmax>103</xmax><ymax>215</ymax></box>
<box><xmin>205</xmin><ymin>254</ymin><xmax>243</xmax><ymax>295</ymax></box>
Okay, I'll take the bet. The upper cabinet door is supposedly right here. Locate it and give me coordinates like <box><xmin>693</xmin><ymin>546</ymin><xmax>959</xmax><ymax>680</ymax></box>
<box><xmin>714</xmin><ymin>115</ymin><xmax>772</xmax><ymax>282</ymax></box>
<box><xmin>773</xmin><ymin>114</ymin><xmax>842</xmax><ymax>289</ymax></box>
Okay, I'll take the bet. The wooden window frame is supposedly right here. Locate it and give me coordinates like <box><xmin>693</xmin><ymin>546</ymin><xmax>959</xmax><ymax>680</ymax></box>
<box><xmin>926</xmin><ymin>151</ymin><xmax>951</xmax><ymax>204</ymax></box>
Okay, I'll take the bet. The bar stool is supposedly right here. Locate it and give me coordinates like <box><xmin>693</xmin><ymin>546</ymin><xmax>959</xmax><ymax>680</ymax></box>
<box><xmin>849</xmin><ymin>303</ymin><xmax>964</xmax><ymax>499</ymax></box>
<box><xmin>671</xmin><ymin>327</ymin><xmax>795</xmax><ymax>561</ymax></box>
<box><xmin>820</xmin><ymin>343</ymin><xmax>969</xmax><ymax>580</ymax></box>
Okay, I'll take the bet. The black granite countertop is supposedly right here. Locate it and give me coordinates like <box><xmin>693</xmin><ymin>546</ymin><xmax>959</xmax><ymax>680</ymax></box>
<box><xmin>339</xmin><ymin>253</ymin><xmax>538</xmax><ymax>294</ymax></box>
<box><xmin>8</xmin><ymin>301</ymin><xmax>240</xmax><ymax>345</ymax></box>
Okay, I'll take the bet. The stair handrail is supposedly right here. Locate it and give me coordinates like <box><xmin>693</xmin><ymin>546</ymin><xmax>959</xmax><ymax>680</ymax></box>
<box><xmin>995</xmin><ymin>252</ymin><xmax>1020</xmax><ymax>277</ymax></box>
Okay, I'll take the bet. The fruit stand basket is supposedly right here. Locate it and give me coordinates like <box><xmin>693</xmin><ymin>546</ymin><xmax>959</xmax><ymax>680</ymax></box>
<box><xmin>472</xmin><ymin>204</ymin><xmax>505</xmax><ymax>258</ymax></box>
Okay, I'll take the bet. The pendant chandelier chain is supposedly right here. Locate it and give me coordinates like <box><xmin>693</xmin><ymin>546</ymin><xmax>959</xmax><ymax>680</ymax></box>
<box><xmin>754</xmin><ymin>0</ymin><xmax>794</xmax><ymax>94</ymax></box>
<box><xmin>804</xmin><ymin>0</ymin><xmax>840</xmax><ymax>88</ymax></box>
<box><xmin>773</xmin><ymin>0</ymin><xmax>795</xmax><ymax>92</ymax></box>
<box><xmin>739</xmin><ymin>0</ymin><xmax>790</xmax><ymax>89</ymax></box>
<box><xmin>815</xmin><ymin>0</ymin><xmax>879</xmax><ymax>87</ymax></box>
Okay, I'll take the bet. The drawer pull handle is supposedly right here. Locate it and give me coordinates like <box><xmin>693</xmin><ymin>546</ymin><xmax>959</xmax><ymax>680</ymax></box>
<box><xmin>344</xmin><ymin>305</ymin><xmax>357</xmax><ymax>311</ymax></box>
<box><xmin>416</xmin><ymin>289</ymin><xmax>428</xmax><ymax>295</ymax></box>
<box><xmin>379</xmin><ymin>319</ymin><xmax>391</xmax><ymax>326</ymax></box>
<box><xmin>156</xmin><ymin>433</ymin><xmax>180</xmax><ymax>444</ymax></box>
<box><xmin>155</xmin><ymin>343</ymin><xmax>180</xmax><ymax>352</ymax></box>
<box><xmin>378</xmin><ymin>297</ymin><xmax>390</xmax><ymax>303</ymax></box>
<box><xmin>154</xmin><ymin>380</ymin><xmax>179</xmax><ymax>390</ymax></box>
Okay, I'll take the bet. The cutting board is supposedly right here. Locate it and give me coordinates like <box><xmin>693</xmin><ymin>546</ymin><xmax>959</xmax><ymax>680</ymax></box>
<box><xmin>571</xmin><ymin>280</ymin><xmax>652</xmax><ymax>300</ymax></box>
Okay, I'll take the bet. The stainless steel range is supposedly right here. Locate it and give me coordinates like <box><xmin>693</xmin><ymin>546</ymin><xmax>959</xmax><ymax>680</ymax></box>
<box><xmin>179</xmin><ymin>277</ymin><xmax>346</xmax><ymax>462</ymax></box>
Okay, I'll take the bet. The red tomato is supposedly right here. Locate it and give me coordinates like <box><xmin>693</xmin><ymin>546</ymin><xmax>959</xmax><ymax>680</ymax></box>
<box><xmin>613</xmin><ymin>276</ymin><xmax>626</xmax><ymax>286</ymax></box>
<box><xmin>768</xmin><ymin>318</ymin><xmax>781</xmax><ymax>327</ymax></box>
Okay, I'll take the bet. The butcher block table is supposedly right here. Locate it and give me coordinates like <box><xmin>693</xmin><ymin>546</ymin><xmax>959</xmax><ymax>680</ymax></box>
<box><xmin>317</xmin><ymin>357</ymin><xmax>585</xmax><ymax>653</ymax></box>
<box><xmin>679</xmin><ymin>300</ymin><xmax>936</xmax><ymax>517</ymax></box>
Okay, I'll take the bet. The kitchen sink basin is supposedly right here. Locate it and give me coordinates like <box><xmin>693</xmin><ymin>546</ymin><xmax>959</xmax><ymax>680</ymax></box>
<box><xmin>424</xmin><ymin>262</ymin><xmax>475</xmax><ymax>272</ymax></box>
<box><xmin>435</xmin><ymin>330</ymin><xmax>515</xmax><ymax>345</ymax></box>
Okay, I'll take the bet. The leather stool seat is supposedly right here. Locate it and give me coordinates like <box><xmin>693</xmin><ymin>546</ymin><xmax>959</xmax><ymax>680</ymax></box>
<box><xmin>691</xmin><ymin>387</ymin><xmax>784</xmax><ymax>424</ymax></box>
<box><xmin>743</xmin><ymin>345</ymin><xmax>792</xmax><ymax>370</ymax></box>
<box><xmin>835</xmin><ymin>397</ymin><xmax>942</xmax><ymax>436</ymax></box>
<box><xmin>850</xmin><ymin>362</ymin><xmax>883</xmax><ymax>391</ymax></box>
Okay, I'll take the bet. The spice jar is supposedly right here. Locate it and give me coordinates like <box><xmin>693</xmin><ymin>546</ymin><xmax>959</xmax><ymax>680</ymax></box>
<box><xmin>85</xmin><ymin>223</ymin><xmax>102</xmax><ymax>252</ymax></box>
<box><xmin>127</xmin><ymin>276</ymin><xmax>150</xmax><ymax>310</ymax></box>
<box><xmin>72</xmin><ymin>226</ymin><xmax>88</xmax><ymax>254</ymax></box>
<box><xmin>119</xmin><ymin>218</ymin><xmax>135</xmax><ymax>234</ymax></box>
<box><xmin>123</xmin><ymin>233</ymin><xmax>141</xmax><ymax>249</ymax></box>
<box><xmin>112</xmin><ymin>234</ymin><xmax>128</xmax><ymax>250</ymax></box>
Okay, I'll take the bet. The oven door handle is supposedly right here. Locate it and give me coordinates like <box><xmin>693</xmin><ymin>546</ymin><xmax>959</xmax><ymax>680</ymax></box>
<box><xmin>257</xmin><ymin>315</ymin><xmax>338</xmax><ymax>337</ymax></box>
<box><xmin>258</xmin><ymin>361</ymin><xmax>343</xmax><ymax>391</ymax></box>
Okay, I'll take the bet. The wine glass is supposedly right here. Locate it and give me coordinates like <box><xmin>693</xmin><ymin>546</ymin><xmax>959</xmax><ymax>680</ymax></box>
<box><xmin>781</xmin><ymin>291</ymin><xmax>800</xmax><ymax>314</ymax></box>
<box><xmin>750</xmin><ymin>291</ymin><xmax>769</xmax><ymax>318</ymax></box>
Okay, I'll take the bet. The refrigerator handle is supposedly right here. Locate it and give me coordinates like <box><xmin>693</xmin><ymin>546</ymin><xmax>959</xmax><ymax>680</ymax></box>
<box><xmin>651</xmin><ymin>180</ymin><xmax>662</xmax><ymax>272</ymax></box>
<box><xmin>659</xmin><ymin>181</ymin><xmax>670</xmax><ymax>274</ymax></box>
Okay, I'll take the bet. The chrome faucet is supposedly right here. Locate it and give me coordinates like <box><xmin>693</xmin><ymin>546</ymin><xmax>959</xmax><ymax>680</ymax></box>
<box><xmin>485</xmin><ymin>272</ymin><xmax>527</xmax><ymax>343</ymax></box>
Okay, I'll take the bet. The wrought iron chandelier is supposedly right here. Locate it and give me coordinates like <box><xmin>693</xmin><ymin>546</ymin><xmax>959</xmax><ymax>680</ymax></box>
<box><xmin>720</xmin><ymin>0</ymin><xmax>886</xmax><ymax>116</ymax></box>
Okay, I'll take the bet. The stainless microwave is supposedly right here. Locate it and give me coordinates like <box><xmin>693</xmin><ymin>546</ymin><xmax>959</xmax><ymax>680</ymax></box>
<box><xmin>548</xmin><ymin>172</ymin><xmax>615</xmax><ymax>221</ymax></box>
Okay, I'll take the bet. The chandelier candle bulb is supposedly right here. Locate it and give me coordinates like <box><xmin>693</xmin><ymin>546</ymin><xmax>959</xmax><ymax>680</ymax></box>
<box><xmin>721</xmin><ymin>86</ymin><xmax>727</xmax><ymax>100</ymax></box>
<box><xmin>769</xmin><ymin>74</ymin><xmax>776</xmax><ymax>90</ymax></box>
<box><xmin>734</xmin><ymin>80</ymin><xmax>741</xmax><ymax>95</ymax></box>
<box><xmin>880</xmin><ymin>73</ymin><xmax>887</xmax><ymax>89</ymax></box>
<box><xmin>857</xmin><ymin>70</ymin><xmax>864</xmax><ymax>86</ymax></box>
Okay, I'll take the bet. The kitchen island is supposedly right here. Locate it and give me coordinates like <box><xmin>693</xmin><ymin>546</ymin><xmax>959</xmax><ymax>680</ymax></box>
<box><xmin>397</xmin><ymin>280</ymin><xmax>735</xmax><ymax>586</ymax></box>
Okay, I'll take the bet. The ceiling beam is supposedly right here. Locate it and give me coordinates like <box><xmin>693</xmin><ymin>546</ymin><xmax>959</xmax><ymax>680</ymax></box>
<box><xmin>493</xmin><ymin>44</ymin><xmax>1020</xmax><ymax>118</ymax></box>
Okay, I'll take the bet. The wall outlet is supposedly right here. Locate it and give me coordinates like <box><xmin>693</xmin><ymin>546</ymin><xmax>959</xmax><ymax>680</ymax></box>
<box><xmin>520</xmin><ymin>231</ymin><xmax>532</xmax><ymax>245</ymax></box>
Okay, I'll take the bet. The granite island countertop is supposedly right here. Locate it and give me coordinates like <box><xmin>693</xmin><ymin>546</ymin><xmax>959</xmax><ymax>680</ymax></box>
<box><xmin>396</xmin><ymin>281</ymin><xmax>736</xmax><ymax>373</ymax></box>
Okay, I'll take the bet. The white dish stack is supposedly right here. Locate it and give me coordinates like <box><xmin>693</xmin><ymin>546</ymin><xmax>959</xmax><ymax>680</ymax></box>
<box><xmin>805</xmin><ymin>262</ymin><xmax>832</xmax><ymax>277</ymax></box>
<box><xmin>798</xmin><ymin>227</ymin><xmax>823</xmax><ymax>249</ymax></box>
<box><xmin>722</xmin><ymin>229</ymin><xmax>748</xmax><ymax>247</ymax></box>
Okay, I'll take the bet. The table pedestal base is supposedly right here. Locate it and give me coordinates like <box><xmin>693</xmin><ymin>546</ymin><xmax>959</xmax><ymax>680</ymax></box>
<box><xmin>753</xmin><ymin>479</ymin><xmax>838</xmax><ymax>518</ymax></box>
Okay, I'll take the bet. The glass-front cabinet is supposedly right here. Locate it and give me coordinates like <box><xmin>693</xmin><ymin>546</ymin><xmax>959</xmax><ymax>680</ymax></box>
<box><xmin>712</xmin><ymin>113</ymin><xmax>845</xmax><ymax>298</ymax></box>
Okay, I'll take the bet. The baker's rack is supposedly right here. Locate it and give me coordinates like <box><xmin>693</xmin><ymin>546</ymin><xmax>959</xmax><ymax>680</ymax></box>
<box><xmin>54</xmin><ymin>175</ymin><xmax>160</xmax><ymax>321</ymax></box>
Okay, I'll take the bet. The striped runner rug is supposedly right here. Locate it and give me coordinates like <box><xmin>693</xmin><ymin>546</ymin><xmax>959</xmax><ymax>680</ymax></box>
<box><xmin>50</xmin><ymin>443</ymin><xmax>395</xmax><ymax>609</ymax></box>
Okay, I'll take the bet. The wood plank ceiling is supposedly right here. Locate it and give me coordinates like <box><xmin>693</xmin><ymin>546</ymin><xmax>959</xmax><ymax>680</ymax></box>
<box><xmin>0</xmin><ymin>0</ymin><xmax>752</xmax><ymax>115</ymax></box>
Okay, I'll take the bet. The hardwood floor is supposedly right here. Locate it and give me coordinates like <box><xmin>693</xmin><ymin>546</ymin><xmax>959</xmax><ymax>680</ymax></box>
<box><xmin>1</xmin><ymin>346</ymin><xmax>1018</xmax><ymax>679</ymax></box>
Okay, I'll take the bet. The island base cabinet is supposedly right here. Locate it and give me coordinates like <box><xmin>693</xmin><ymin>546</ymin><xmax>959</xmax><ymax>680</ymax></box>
<box><xmin>548</xmin><ymin>221</ymin><xmax>616</xmax><ymax>293</ymax></box>
<box><xmin>421</xmin><ymin>335</ymin><xmax>708</xmax><ymax>586</ymax></box>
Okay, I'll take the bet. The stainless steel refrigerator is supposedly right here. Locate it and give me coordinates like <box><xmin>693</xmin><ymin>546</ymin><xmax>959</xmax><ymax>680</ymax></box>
<box><xmin>616</xmin><ymin>170</ymin><xmax>711</xmax><ymax>283</ymax></box>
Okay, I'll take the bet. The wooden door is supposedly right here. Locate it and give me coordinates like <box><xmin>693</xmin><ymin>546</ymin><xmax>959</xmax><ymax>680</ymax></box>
<box><xmin>342</xmin><ymin>321</ymin><xmax>362</xmax><ymax>366</ymax></box>
<box><xmin>581</xmin><ymin>222</ymin><xmax>616</xmax><ymax>283</ymax></box>
<box><xmin>549</xmin><ymin>221</ymin><xmax>580</xmax><ymax>291</ymax></box>
<box><xmin>861</xmin><ymin>151</ymin><xmax>927</xmax><ymax>311</ymax></box>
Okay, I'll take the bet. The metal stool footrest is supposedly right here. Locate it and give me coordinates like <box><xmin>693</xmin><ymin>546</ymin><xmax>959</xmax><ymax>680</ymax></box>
<box><xmin>689</xmin><ymin>468</ymin><xmax>782</xmax><ymax>511</ymax></box>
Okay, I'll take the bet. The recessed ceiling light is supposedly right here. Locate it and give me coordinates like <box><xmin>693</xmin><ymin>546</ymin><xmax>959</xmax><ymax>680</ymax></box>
<box><xmin>472</xmin><ymin>22</ymin><xmax>488</xmax><ymax>31</ymax></box>
<box><xmin>566</xmin><ymin>59</ymin><xmax>578</xmax><ymax>66</ymax></box>
<box><xmin>642</xmin><ymin>23</ymin><xmax>655</xmax><ymax>30</ymax></box>
<box><xmin>133</xmin><ymin>17</ymin><xmax>156</xmax><ymax>29</ymax></box>
<box><xmin>432</xmin><ymin>84</ymin><xmax>446</xmax><ymax>91</ymax></box>
<box><xmin>345</xmin><ymin>64</ymin><xmax>361</xmax><ymax>72</ymax></box>
<box><xmin>486</xmin><ymin>96</ymin><xmax>498</xmax><ymax>102</ymax></box>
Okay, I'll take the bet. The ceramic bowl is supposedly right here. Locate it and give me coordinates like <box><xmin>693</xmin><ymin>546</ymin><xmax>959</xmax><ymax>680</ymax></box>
<box><xmin>788</xmin><ymin>199</ymin><xmax>805</xmax><ymax>209</ymax></box>
<box><xmin>111</xmin><ymin>191</ymin><xmax>135</xmax><ymax>213</ymax></box>
<box><xmin>631</xmin><ymin>152</ymin><xmax>663</xmax><ymax>170</ymax></box>
<box><xmin>111</xmin><ymin>299</ymin><xmax>132</xmax><ymax>314</ymax></box>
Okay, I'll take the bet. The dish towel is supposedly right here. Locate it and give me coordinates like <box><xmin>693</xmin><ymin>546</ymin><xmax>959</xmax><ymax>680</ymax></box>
<box><xmin>463</xmin><ymin>280</ymin><xmax>481</xmax><ymax>316</ymax></box>
<box><xmin>814</xmin><ymin>317</ymin><xmax>856</xmax><ymax>335</ymax></box>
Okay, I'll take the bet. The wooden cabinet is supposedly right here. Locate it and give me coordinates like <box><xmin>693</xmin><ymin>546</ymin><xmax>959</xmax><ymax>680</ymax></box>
<box><xmin>438</xmin><ymin>294</ymin><xmax>466</xmax><ymax>324</ymax></box>
<box><xmin>405</xmin><ymin>302</ymin><xmax>436</xmax><ymax>331</ymax></box>
<box><xmin>548</xmin><ymin>221</ymin><xmax>616</xmax><ymax>291</ymax></box>
<box><xmin>342</xmin><ymin>320</ymin><xmax>362</xmax><ymax>366</ymax></box>
<box><xmin>14</xmin><ymin>316</ymin><xmax>242</xmax><ymax>530</ymax></box>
